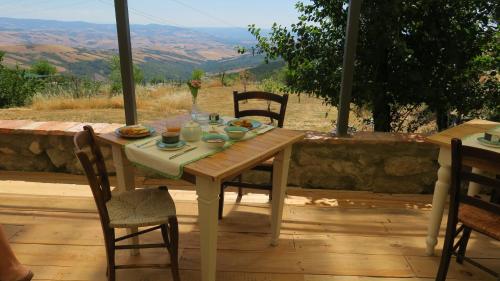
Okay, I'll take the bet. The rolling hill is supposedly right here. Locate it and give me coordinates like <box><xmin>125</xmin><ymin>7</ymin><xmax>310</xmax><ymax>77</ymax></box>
<box><xmin>0</xmin><ymin>17</ymin><xmax>269</xmax><ymax>80</ymax></box>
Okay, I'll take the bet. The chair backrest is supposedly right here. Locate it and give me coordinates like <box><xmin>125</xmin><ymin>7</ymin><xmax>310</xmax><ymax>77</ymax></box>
<box><xmin>74</xmin><ymin>125</ymin><xmax>112</xmax><ymax>225</ymax></box>
<box><xmin>233</xmin><ymin>91</ymin><xmax>289</xmax><ymax>128</ymax></box>
<box><xmin>450</xmin><ymin>138</ymin><xmax>500</xmax><ymax>219</ymax></box>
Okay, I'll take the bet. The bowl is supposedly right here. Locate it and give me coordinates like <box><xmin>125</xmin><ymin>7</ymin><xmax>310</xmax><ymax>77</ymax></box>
<box><xmin>224</xmin><ymin>126</ymin><xmax>249</xmax><ymax>140</ymax></box>
<box><xmin>162</xmin><ymin>132</ymin><xmax>180</xmax><ymax>144</ymax></box>
<box><xmin>202</xmin><ymin>133</ymin><xmax>228</xmax><ymax>149</ymax></box>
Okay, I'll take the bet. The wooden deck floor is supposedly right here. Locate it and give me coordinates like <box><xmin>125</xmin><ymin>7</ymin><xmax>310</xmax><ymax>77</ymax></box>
<box><xmin>0</xmin><ymin>176</ymin><xmax>499</xmax><ymax>281</ymax></box>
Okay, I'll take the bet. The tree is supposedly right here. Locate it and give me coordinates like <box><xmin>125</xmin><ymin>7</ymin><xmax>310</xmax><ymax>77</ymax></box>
<box><xmin>0</xmin><ymin>52</ymin><xmax>39</xmax><ymax>108</ymax></box>
<box><xmin>108</xmin><ymin>55</ymin><xmax>144</xmax><ymax>94</ymax></box>
<box><xmin>30</xmin><ymin>60</ymin><xmax>57</xmax><ymax>76</ymax></box>
<box><xmin>250</xmin><ymin>0</ymin><xmax>499</xmax><ymax>132</ymax></box>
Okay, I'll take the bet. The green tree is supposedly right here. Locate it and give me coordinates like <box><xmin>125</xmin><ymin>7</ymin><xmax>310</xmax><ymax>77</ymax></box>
<box><xmin>30</xmin><ymin>60</ymin><xmax>57</xmax><ymax>76</ymax></box>
<box><xmin>0</xmin><ymin>52</ymin><xmax>39</xmax><ymax>108</ymax></box>
<box><xmin>108</xmin><ymin>55</ymin><xmax>144</xmax><ymax>94</ymax></box>
<box><xmin>249</xmin><ymin>0</ymin><xmax>499</xmax><ymax>132</ymax></box>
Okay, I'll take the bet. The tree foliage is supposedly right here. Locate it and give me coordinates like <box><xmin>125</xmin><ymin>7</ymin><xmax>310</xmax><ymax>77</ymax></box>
<box><xmin>108</xmin><ymin>55</ymin><xmax>144</xmax><ymax>94</ymax></box>
<box><xmin>0</xmin><ymin>52</ymin><xmax>39</xmax><ymax>108</ymax></box>
<box><xmin>250</xmin><ymin>0</ymin><xmax>499</xmax><ymax>132</ymax></box>
<box><xmin>30</xmin><ymin>59</ymin><xmax>57</xmax><ymax>76</ymax></box>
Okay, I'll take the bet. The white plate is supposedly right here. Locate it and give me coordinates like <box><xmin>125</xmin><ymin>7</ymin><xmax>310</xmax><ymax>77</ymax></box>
<box><xmin>156</xmin><ymin>140</ymin><xmax>187</xmax><ymax>151</ymax></box>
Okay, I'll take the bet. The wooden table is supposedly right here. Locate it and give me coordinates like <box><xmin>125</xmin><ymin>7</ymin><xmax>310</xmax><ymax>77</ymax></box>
<box><xmin>98</xmin><ymin>115</ymin><xmax>305</xmax><ymax>281</ymax></box>
<box><xmin>425</xmin><ymin>119</ymin><xmax>499</xmax><ymax>256</ymax></box>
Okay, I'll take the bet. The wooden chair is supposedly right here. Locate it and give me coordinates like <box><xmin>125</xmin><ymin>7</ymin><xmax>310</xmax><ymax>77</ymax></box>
<box><xmin>436</xmin><ymin>138</ymin><xmax>500</xmax><ymax>281</ymax></box>
<box><xmin>74</xmin><ymin>126</ymin><xmax>180</xmax><ymax>281</ymax></box>
<box><xmin>219</xmin><ymin>91</ymin><xmax>289</xmax><ymax>219</ymax></box>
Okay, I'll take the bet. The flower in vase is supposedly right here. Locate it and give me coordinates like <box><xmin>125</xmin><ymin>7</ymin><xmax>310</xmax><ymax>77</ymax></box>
<box><xmin>187</xmin><ymin>79</ymin><xmax>202</xmax><ymax>98</ymax></box>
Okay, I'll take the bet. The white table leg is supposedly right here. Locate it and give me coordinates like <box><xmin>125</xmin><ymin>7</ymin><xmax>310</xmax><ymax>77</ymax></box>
<box><xmin>270</xmin><ymin>145</ymin><xmax>292</xmax><ymax>246</ymax></box>
<box><xmin>467</xmin><ymin>168</ymin><xmax>483</xmax><ymax>197</ymax></box>
<box><xmin>426</xmin><ymin>148</ymin><xmax>452</xmax><ymax>256</ymax></box>
<box><xmin>111</xmin><ymin>145</ymin><xmax>135</xmax><ymax>193</ymax></box>
<box><xmin>111</xmin><ymin>145</ymin><xmax>139</xmax><ymax>256</ymax></box>
<box><xmin>196</xmin><ymin>176</ymin><xmax>220</xmax><ymax>281</ymax></box>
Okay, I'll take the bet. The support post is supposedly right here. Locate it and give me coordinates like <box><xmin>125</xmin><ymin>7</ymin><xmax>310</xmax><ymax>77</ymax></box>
<box><xmin>336</xmin><ymin>0</ymin><xmax>363</xmax><ymax>136</ymax></box>
<box><xmin>114</xmin><ymin>0</ymin><xmax>137</xmax><ymax>125</ymax></box>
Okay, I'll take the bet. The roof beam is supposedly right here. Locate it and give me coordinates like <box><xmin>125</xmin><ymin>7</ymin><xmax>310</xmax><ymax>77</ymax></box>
<box><xmin>114</xmin><ymin>0</ymin><xmax>137</xmax><ymax>125</ymax></box>
<box><xmin>336</xmin><ymin>0</ymin><xmax>363</xmax><ymax>136</ymax></box>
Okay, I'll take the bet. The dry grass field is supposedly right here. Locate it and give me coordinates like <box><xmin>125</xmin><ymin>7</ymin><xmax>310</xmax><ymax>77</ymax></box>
<box><xmin>0</xmin><ymin>83</ymin><xmax>370</xmax><ymax>132</ymax></box>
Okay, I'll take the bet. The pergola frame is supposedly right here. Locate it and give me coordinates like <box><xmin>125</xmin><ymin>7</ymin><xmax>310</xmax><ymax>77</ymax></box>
<box><xmin>336</xmin><ymin>0</ymin><xmax>363</xmax><ymax>136</ymax></box>
<box><xmin>113</xmin><ymin>0</ymin><xmax>362</xmax><ymax>133</ymax></box>
<box><xmin>114</xmin><ymin>0</ymin><xmax>137</xmax><ymax>125</ymax></box>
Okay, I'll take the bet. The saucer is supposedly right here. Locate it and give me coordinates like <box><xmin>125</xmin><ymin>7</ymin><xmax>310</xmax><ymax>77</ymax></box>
<box><xmin>156</xmin><ymin>140</ymin><xmax>187</xmax><ymax>151</ymax></box>
<box><xmin>477</xmin><ymin>137</ymin><xmax>500</xmax><ymax>148</ymax></box>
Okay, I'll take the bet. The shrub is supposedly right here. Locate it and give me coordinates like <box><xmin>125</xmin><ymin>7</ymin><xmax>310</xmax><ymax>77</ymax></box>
<box><xmin>0</xmin><ymin>52</ymin><xmax>39</xmax><ymax>108</ymax></box>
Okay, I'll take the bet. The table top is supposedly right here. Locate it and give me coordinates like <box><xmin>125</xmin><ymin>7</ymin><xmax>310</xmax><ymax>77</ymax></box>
<box><xmin>426</xmin><ymin>119</ymin><xmax>499</xmax><ymax>148</ymax></box>
<box><xmin>98</xmin><ymin>115</ymin><xmax>305</xmax><ymax>181</ymax></box>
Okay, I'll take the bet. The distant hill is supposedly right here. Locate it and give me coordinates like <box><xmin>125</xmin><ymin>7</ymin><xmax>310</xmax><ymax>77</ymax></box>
<box><xmin>0</xmin><ymin>17</ymin><xmax>271</xmax><ymax>80</ymax></box>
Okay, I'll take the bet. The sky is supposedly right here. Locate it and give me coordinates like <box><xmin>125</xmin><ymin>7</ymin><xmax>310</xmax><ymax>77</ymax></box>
<box><xmin>0</xmin><ymin>0</ymin><xmax>302</xmax><ymax>28</ymax></box>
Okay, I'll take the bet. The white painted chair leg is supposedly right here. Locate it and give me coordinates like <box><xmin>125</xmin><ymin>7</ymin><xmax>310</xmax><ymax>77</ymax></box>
<box><xmin>196</xmin><ymin>176</ymin><xmax>220</xmax><ymax>281</ymax></box>
<box><xmin>111</xmin><ymin>145</ymin><xmax>139</xmax><ymax>256</ymax></box>
<box><xmin>270</xmin><ymin>145</ymin><xmax>292</xmax><ymax>246</ymax></box>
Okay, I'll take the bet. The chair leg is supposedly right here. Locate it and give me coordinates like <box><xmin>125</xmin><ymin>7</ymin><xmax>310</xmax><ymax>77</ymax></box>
<box><xmin>237</xmin><ymin>175</ymin><xmax>243</xmax><ymax>198</ymax></box>
<box><xmin>456</xmin><ymin>227</ymin><xmax>472</xmax><ymax>264</ymax></box>
<box><xmin>436</xmin><ymin>226</ymin><xmax>455</xmax><ymax>281</ymax></box>
<box><xmin>219</xmin><ymin>185</ymin><xmax>225</xmax><ymax>220</ymax></box>
<box><xmin>268</xmin><ymin>170</ymin><xmax>274</xmax><ymax>201</ymax></box>
<box><xmin>104</xmin><ymin>229</ymin><xmax>116</xmax><ymax>281</ymax></box>
<box><xmin>164</xmin><ymin>217</ymin><xmax>180</xmax><ymax>281</ymax></box>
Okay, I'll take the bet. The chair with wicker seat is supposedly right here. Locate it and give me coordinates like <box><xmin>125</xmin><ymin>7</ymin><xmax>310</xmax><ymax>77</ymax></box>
<box><xmin>435</xmin><ymin>138</ymin><xmax>500</xmax><ymax>281</ymax></box>
<box><xmin>74</xmin><ymin>125</ymin><xmax>180</xmax><ymax>281</ymax></box>
<box><xmin>218</xmin><ymin>90</ymin><xmax>289</xmax><ymax>219</ymax></box>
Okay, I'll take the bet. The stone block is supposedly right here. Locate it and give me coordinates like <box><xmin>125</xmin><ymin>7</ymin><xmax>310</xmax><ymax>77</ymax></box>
<box><xmin>0</xmin><ymin>147</ymin><xmax>15</xmax><ymax>155</ymax></box>
<box><xmin>373</xmin><ymin>176</ymin><xmax>425</xmax><ymax>193</ymax></box>
<box><xmin>29</xmin><ymin>141</ymin><xmax>43</xmax><ymax>155</ymax></box>
<box><xmin>384</xmin><ymin>156</ymin><xmax>435</xmax><ymax>176</ymax></box>
<box><xmin>46</xmin><ymin>148</ymin><xmax>72</xmax><ymax>168</ymax></box>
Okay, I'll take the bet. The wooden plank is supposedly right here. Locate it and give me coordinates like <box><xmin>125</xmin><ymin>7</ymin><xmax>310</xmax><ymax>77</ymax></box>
<box><xmin>3</xmin><ymin>223</ymin><xmax>23</xmax><ymax>240</ymax></box>
<box><xmin>293</xmin><ymin>234</ymin><xmax>500</xmax><ymax>258</ymax></box>
<box><xmin>0</xmin><ymin>194</ymin><xmax>96</xmax><ymax>212</ymax></box>
<box><xmin>0</xmin><ymin>170</ymin><xmax>145</xmax><ymax>188</ymax></box>
<box><xmin>180</xmin><ymin>249</ymin><xmax>414</xmax><ymax>277</ymax></box>
<box><xmin>406</xmin><ymin>256</ymin><xmax>498</xmax><ymax>280</ymax></box>
<box><xmin>304</xmin><ymin>276</ymin><xmax>481</xmax><ymax>281</ymax></box>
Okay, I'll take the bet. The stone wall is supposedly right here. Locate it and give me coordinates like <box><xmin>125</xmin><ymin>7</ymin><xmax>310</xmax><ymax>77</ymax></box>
<box><xmin>244</xmin><ymin>132</ymin><xmax>439</xmax><ymax>193</ymax></box>
<box><xmin>0</xmin><ymin>120</ymin><xmax>439</xmax><ymax>193</ymax></box>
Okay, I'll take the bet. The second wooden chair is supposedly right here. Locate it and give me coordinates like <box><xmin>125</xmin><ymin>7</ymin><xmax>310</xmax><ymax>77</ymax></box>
<box><xmin>219</xmin><ymin>91</ymin><xmax>289</xmax><ymax>219</ymax></box>
<box><xmin>435</xmin><ymin>138</ymin><xmax>500</xmax><ymax>280</ymax></box>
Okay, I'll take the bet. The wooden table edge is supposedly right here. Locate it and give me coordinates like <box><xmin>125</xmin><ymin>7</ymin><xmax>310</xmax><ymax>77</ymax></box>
<box><xmin>97</xmin><ymin>129</ymin><xmax>306</xmax><ymax>182</ymax></box>
<box><xmin>186</xmin><ymin>131</ymin><xmax>306</xmax><ymax>181</ymax></box>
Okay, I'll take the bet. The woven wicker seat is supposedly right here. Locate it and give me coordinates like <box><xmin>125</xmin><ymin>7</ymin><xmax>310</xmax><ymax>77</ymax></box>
<box><xmin>459</xmin><ymin>204</ymin><xmax>500</xmax><ymax>241</ymax></box>
<box><xmin>107</xmin><ymin>188</ymin><xmax>176</xmax><ymax>228</ymax></box>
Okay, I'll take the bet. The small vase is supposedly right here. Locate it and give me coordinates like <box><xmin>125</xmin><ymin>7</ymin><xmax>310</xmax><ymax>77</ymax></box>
<box><xmin>191</xmin><ymin>95</ymin><xmax>199</xmax><ymax>120</ymax></box>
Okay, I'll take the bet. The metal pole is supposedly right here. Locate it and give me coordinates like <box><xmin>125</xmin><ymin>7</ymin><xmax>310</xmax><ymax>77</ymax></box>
<box><xmin>336</xmin><ymin>0</ymin><xmax>363</xmax><ymax>136</ymax></box>
<box><xmin>114</xmin><ymin>0</ymin><xmax>137</xmax><ymax>125</ymax></box>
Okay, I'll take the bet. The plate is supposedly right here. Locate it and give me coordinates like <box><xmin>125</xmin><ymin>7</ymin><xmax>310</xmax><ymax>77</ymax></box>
<box><xmin>156</xmin><ymin>140</ymin><xmax>187</xmax><ymax>151</ymax></box>
<box><xmin>115</xmin><ymin>126</ymin><xmax>155</xmax><ymax>139</ymax></box>
<box><xmin>227</xmin><ymin>118</ymin><xmax>262</xmax><ymax>130</ymax></box>
<box><xmin>477</xmin><ymin>137</ymin><xmax>500</xmax><ymax>148</ymax></box>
